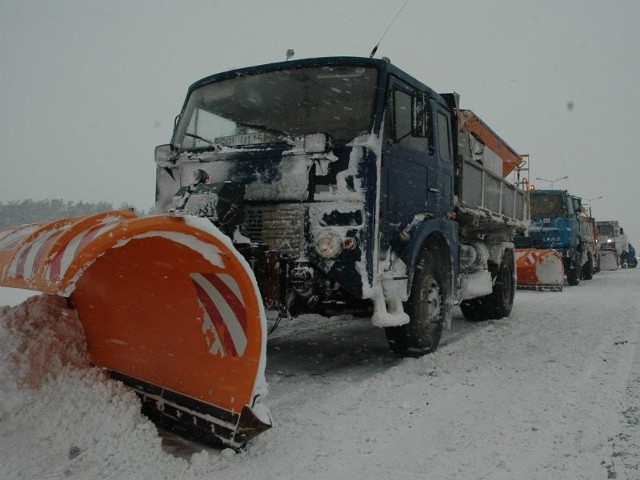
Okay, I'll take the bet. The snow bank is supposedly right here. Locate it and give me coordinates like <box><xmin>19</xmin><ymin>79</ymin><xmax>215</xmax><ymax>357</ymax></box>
<box><xmin>0</xmin><ymin>294</ymin><xmax>89</xmax><ymax>389</ymax></box>
<box><xmin>0</xmin><ymin>294</ymin><xmax>225</xmax><ymax>479</ymax></box>
<box><xmin>2</xmin><ymin>269</ymin><xmax>640</xmax><ymax>479</ymax></box>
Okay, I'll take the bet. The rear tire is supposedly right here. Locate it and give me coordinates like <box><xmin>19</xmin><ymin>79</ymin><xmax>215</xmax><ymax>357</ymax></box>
<box><xmin>567</xmin><ymin>260</ymin><xmax>580</xmax><ymax>286</ymax></box>
<box><xmin>582</xmin><ymin>254</ymin><xmax>594</xmax><ymax>280</ymax></box>
<box><xmin>490</xmin><ymin>249</ymin><xmax>516</xmax><ymax>318</ymax></box>
<box><xmin>460</xmin><ymin>249</ymin><xmax>515</xmax><ymax>322</ymax></box>
<box><xmin>385</xmin><ymin>248</ymin><xmax>449</xmax><ymax>357</ymax></box>
<box><xmin>459</xmin><ymin>298</ymin><xmax>490</xmax><ymax>322</ymax></box>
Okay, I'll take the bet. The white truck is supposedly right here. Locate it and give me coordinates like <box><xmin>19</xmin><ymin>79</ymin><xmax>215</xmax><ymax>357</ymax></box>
<box><xmin>597</xmin><ymin>220</ymin><xmax>629</xmax><ymax>269</ymax></box>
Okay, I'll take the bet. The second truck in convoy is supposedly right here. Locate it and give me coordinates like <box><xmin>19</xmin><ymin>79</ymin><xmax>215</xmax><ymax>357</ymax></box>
<box><xmin>515</xmin><ymin>189</ymin><xmax>598</xmax><ymax>287</ymax></box>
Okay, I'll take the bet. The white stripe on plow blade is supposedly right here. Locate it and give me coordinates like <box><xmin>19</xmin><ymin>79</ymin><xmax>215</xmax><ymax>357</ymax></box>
<box><xmin>191</xmin><ymin>272</ymin><xmax>248</xmax><ymax>357</ymax></box>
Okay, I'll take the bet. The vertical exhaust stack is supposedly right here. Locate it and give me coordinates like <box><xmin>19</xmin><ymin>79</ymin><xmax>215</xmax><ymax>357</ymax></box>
<box><xmin>0</xmin><ymin>211</ymin><xmax>271</xmax><ymax>449</ymax></box>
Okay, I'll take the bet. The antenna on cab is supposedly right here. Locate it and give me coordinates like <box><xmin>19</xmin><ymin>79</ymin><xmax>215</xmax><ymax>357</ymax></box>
<box><xmin>369</xmin><ymin>0</ymin><xmax>411</xmax><ymax>58</ymax></box>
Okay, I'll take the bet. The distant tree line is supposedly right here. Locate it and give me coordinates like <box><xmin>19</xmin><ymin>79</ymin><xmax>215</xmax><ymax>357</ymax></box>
<box><xmin>0</xmin><ymin>199</ymin><xmax>140</xmax><ymax>228</ymax></box>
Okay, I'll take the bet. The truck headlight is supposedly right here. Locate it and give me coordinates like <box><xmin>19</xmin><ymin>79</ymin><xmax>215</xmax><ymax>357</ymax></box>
<box><xmin>304</xmin><ymin>133</ymin><xmax>329</xmax><ymax>154</ymax></box>
<box><xmin>315</xmin><ymin>231</ymin><xmax>343</xmax><ymax>259</ymax></box>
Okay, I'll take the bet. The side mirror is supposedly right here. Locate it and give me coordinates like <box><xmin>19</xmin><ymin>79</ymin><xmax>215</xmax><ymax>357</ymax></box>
<box><xmin>571</xmin><ymin>198</ymin><xmax>580</xmax><ymax>212</ymax></box>
<box><xmin>412</xmin><ymin>93</ymin><xmax>428</xmax><ymax>138</ymax></box>
<box><xmin>155</xmin><ymin>144</ymin><xmax>174</xmax><ymax>166</ymax></box>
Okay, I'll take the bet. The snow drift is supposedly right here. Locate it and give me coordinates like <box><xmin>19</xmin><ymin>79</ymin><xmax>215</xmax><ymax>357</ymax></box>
<box><xmin>2</xmin><ymin>269</ymin><xmax>640</xmax><ymax>479</ymax></box>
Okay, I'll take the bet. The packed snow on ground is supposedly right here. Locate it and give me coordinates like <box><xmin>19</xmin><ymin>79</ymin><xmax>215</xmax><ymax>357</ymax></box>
<box><xmin>1</xmin><ymin>269</ymin><xmax>639</xmax><ymax>479</ymax></box>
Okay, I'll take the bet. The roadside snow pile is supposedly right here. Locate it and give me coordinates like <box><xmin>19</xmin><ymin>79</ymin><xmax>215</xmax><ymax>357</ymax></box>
<box><xmin>0</xmin><ymin>294</ymin><xmax>199</xmax><ymax>479</ymax></box>
<box><xmin>0</xmin><ymin>294</ymin><xmax>89</xmax><ymax>389</ymax></box>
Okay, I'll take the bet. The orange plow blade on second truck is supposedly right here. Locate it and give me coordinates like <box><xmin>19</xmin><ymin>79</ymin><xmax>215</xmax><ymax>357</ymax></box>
<box><xmin>515</xmin><ymin>248</ymin><xmax>564</xmax><ymax>292</ymax></box>
<box><xmin>0</xmin><ymin>210</ymin><xmax>271</xmax><ymax>448</ymax></box>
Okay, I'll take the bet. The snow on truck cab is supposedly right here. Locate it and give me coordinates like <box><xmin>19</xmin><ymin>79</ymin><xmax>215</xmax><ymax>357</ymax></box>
<box><xmin>0</xmin><ymin>56</ymin><xmax>528</xmax><ymax>449</ymax></box>
<box><xmin>156</xmin><ymin>56</ymin><xmax>528</xmax><ymax>346</ymax></box>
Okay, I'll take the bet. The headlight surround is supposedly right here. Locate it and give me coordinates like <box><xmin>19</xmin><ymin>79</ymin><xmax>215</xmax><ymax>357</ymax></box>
<box><xmin>315</xmin><ymin>230</ymin><xmax>343</xmax><ymax>259</ymax></box>
<box><xmin>304</xmin><ymin>133</ymin><xmax>329</xmax><ymax>154</ymax></box>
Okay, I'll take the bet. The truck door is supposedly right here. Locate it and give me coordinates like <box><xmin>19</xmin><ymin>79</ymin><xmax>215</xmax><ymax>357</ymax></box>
<box><xmin>430</xmin><ymin>101</ymin><xmax>454</xmax><ymax>218</ymax></box>
<box><xmin>380</xmin><ymin>80</ymin><xmax>451</xmax><ymax>241</ymax></box>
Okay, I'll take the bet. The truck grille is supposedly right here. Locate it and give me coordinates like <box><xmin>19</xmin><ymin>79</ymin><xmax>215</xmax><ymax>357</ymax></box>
<box><xmin>242</xmin><ymin>204</ymin><xmax>306</xmax><ymax>254</ymax></box>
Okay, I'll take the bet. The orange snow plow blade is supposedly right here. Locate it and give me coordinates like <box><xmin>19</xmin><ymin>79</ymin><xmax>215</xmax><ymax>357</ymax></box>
<box><xmin>515</xmin><ymin>248</ymin><xmax>564</xmax><ymax>292</ymax></box>
<box><xmin>0</xmin><ymin>210</ymin><xmax>271</xmax><ymax>448</ymax></box>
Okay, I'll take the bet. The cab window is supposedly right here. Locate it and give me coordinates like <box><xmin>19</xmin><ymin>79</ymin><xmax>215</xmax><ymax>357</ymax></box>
<box><xmin>386</xmin><ymin>87</ymin><xmax>429</xmax><ymax>151</ymax></box>
<box><xmin>436</xmin><ymin>112</ymin><xmax>452</xmax><ymax>163</ymax></box>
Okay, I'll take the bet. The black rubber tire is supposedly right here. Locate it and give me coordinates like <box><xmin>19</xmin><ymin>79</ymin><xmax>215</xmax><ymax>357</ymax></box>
<box><xmin>460</xmin><ymin>249</ymin><xmax>515</xmax><ymax>322</ymax></box>
<box><xmin>491</xmin><ymin>250</ymin><xmax>516</xmax><ymax>318</ymax></box>
<box><xmin>566</xmin><ymin>260</ymin><xmax>580</xmax><ymax>286</ymax></box>
<box><xmin>385</xmin><ymin>249</ymin><xmax>449</xmax><ymax>357</ymax></box>
<box><xmin>459</xmin><ymin>297</ymin><xmax>491</xmax><ymax>322</ymax></box>
<box><xmin>582</xmin><ymin>254</ymin><xmax>594</xmax><ymax>280</ymax></box>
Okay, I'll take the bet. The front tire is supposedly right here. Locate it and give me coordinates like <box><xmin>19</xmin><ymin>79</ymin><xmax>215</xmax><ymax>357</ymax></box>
<box><xmin>385</xmin><ymin>248</ymin><xmax>450</xmax><ymax>357</ymax></box>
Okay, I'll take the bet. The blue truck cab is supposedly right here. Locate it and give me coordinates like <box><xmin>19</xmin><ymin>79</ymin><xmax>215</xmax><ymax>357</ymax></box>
<box><xmin>155</xmin><ymin>56</ymin><xmax>528</xmax><ymax>356</ymax></box>
<box><xmin>515</xmin><ymin>189</ymin><xmax>596</xmax><ymax>284</ymax></box>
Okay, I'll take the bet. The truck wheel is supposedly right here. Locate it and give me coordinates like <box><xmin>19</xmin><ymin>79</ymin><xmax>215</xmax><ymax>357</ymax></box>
<box><xmin>566</xmin><ymin>261</ymin><xmax>580</xmax><ymax>286</ymax></box>
<box><xmin>582</xmin><ymin>254</ymin><xmax>594</xmax><ymax>280</ymax></box>
<box><xmin>459</xmin><ymin>298</ymin><xmax>491</xmax><ymax>322</ymax></box>
<box><xmin>490</xmin><ymin>249</ymin><xmax>515</xmax><ymax>318</ymax></box>
<box><xmin>460</xmin><ymin>249</ymin><xmax>515</xmax><ymax>321</ymax></box>
<box><xmin>385</xmin><ymin>249</ymin><xmax>448</xmax><ymax>357</ymax></box>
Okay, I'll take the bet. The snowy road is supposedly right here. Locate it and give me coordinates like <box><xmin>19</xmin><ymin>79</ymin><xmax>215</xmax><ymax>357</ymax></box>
<box><xmin>2</xmin><ymin>269</ymin><xmax>639</xmax><ymax>479</ymax></box>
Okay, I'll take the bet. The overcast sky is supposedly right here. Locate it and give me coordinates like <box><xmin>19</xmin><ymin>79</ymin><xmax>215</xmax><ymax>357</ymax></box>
<box><xmin>1</xmin><ymin>0</ymin><xmax>639</xmax><ymax>244</ymax></box>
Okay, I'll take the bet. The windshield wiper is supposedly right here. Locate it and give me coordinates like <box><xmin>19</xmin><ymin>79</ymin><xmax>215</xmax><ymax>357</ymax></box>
<box><xmin>184</xmin><ymin>132</ymin><xmax>223</xmax><ymax>149</ymax></box>
<box><xmin>239</xmin><ymin>123</ymin><xmax>290</xmax><ymax>140</ymax></box>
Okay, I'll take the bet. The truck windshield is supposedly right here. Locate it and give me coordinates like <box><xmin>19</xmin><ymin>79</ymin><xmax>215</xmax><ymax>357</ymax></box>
<box><xmin>173</xmin><ymin>64</ymin><xmax>379</xmax><ymax>150</ymax></box>
<box><xmin>530</xmin><ymin>193</ymin><xmax>567</xmax><ymax>219</ymax></box>
<box><xmin>598</xmin><ymin>224</ymin><xmax>614</xmax><ymax>236</ymax></box>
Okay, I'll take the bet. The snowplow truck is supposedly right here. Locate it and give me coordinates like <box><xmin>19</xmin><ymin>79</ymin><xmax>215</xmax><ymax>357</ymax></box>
<box><xmin>597</xmin><ymin>220</ymin><xmax>629</xmax><ymax>269</ymax></box>
<box><xmin>0</xmin><ymin>56</ymin><xmax>528</xmax><ymax>447</ymax></box>
<box><xmin>515</xmin><ymin>190</ymin><xmax>597</xmax><ymax>288</ymax></box>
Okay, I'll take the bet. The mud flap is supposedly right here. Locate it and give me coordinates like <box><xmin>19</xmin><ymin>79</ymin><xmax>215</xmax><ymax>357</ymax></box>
<box><xmin>515</xmin><ymin>248</ymin><xmax>564</xmax><ymax>292</ymax></box>
<box><xmin>0</xmin><ymin>210</ymin><xmax>271</xmax><ymax>448</ymax></box>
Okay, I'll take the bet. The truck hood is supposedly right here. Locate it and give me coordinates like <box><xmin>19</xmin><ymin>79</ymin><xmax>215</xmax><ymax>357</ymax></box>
<box><xmin>517</xmin><ymin>218</ymin><xmax>575</xmax><ymax>249</ymax></box>
<box><xmin>526</xmin><ymin>227</ymin><xmax>565</xmax><ymax>248</ymax></box>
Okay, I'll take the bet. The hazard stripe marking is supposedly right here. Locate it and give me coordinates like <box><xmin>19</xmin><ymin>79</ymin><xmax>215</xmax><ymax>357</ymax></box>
<box><xmin>47</xmin><ymin>221</ymin><xmax>119</xmax><ymax>281</ymax></box>
<box><xmin>0</xmin><ymin>225</ymin><xmax>39</xmax><ymax>251</ymax></box>
<box><xmin>191</xmin><ymin>272</ymin><xmax>248</xmax><ymax>357</ymax></box>
<box><xmin>10</xmin><ymin>227</ymin><xmax>66</xmax><ymax>279</ymax></box>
